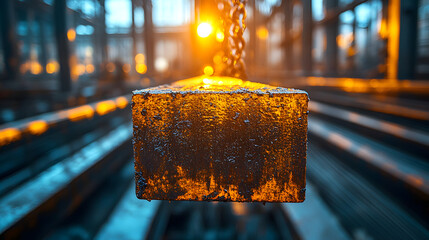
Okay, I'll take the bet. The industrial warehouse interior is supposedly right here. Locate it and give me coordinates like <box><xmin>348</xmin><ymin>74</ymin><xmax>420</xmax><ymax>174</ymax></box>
<box><xmin>0</xmin><ymin>0</ymin><xmax>428</xmax><ymax>239</ymax></box>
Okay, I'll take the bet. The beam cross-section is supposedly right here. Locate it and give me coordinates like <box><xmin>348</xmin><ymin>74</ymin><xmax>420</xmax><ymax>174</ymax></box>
<box><xmin>132</xmin><ymin>76</ymin><xmax>308</xmax><ymax>202</ymax></box>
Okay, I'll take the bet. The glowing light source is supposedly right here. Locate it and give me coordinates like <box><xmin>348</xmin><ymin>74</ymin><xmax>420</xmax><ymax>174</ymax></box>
<box><xmin>76</xmin><ymin>64</ymin><xmax>86</xmax><ymax>75</ymax></box>
<box><xmin>122</xmin><ymin>63</ymin><xmax>131</xmax><ymax>73</ymax></box>
<box><xmin>135</xmin><ymin>53</ymin><xmax>145</xmax><ymax>63</ymax></box>
<box><xmin>27</xmin><ymin>120</ymin><xmax>48</xmax><ymax>135</ymax></box>
<box><xmin>67</xmin><ymin>29</ymin><xmax>76</xmax><ymax>42</ymax></box>
<box><xmin>68</xmin><ymin>105</ymin><xmax>94</xmax><ymax>121</ymax></box>
<box><xmin>155</xmin><ymin>58</ymin><xmax>169</xmax><ymax>72</ymax></box>
<box><xmin>116</xmin><ymin>96</ymin><xmax>129</xmax><ymax>109</ymax></box>
<box><xmin>257</xmin><ymin>26</ymin><xmax>269</xmax><ymax>40</ymax></box>
<box><xmin>30</xmin><ymin>61</ymin><xmax>43</xmax><ymax>75</ymax></box>
<box><xmin>216</xmin><ymin>29</ymin><xmax>224</xmax><ymax>42</ymax></box>
<box><xmin>378</xmin><ymin>18</ymin><xmax>388</xmax><ymax>39</ymax></box>
<box><xmin>0</xmin><ymin>128</ymin><xmax>21</xmax><ymax>146</ymax></box>
<box><xmin>213</xmin><ymin>55</ymin><xmax>222</xmax><ymax>65</ymax></box>
<box><xmin>197</xmin><ymin>22</ymin><xmax>213</xmax><ymax>38</ymax></box>
<box><xmin>203</xmin><ymin>65</ymin><xmax>214</xmax><ymax>76</ymax></box>
<box><xmin>106</xmin><ymin>62</ymin><xmax>115</xmax><ymax>73</ymax></box>
<box><xmin>336</xmin><ymin>33</ymin><xmax>354</xmax><ymax>49</ymax></box>
<box><xmin>46</xmin><ymin>61</ymin><xmax>59</xmax><ymax>74</ymax></box>
<box><xmin>86</xmin><ymin>64</ymin><xmax>95</xmax><ymax>74</ymax></box>
<box><xmin>96</xmin><ymin>100</ymin><xmax>117</xmax><ymax>116</ymax></box>
<box><xmin>136</xmin><ymin>63</ymin><xmax>147</xmax><ymax>74</ymax></box>
<box><xmin>203</xmin><ymin>78</ymin><xmax>213</xmax><ymax>85</ymax></box>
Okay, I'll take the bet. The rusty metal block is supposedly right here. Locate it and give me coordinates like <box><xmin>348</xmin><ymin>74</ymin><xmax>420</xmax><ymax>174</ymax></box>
<box><xmin>132</xmin><ymin>76</ymin><xmax>308</xmax><ymax>202</ymax></box>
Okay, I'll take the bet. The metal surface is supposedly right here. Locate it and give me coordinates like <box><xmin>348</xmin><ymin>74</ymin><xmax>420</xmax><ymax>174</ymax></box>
<box><xmin>132</xmin><ymin>76</ymin><xmax>308</xmax><ymax>202</ymax></box>
<box><xmin>0</xmin><ymin>124</ymin><xmax>132</xmax><ymax>239</ymax></box>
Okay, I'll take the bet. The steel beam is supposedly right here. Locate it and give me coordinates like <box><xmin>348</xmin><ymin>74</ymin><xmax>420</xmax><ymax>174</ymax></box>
<box><xmin>301</xmin><ymin>0</ymin><xmax>313</xmax><ymax>76</ymax></box>
<box><xmin>397</xmin><ymin>0</ymin><xmax>418</xmax><ymax>79</ymax></box>
<box><xmin>324</xmin><ymin>0</ymin><xmax>339</xmax><ymax>77</ymax></box>
<box><xmin>54</xmin><ymin>0</ymin><xmax>71</xmax><ymax>92</ymax></box>
<box><xmin>0</xmin><ymin>0</ymin><xmax>19</xmax><ymax>81</ymax></box>
<box><xmin>132</xmin><ymin>76</ymin><xmax>308</xmax><ymax>202</ymax></box>
<box><xmin>143</xmin><ymin>0</ymin><xmax>154</xmax><ymax>77</ymax></box>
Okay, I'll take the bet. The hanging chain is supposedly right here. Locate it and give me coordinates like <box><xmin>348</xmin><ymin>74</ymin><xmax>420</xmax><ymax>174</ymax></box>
<box><xmin>219</xmin><ymin>0</ymin><xmax>247</xmax><ymax>80</ymax></box>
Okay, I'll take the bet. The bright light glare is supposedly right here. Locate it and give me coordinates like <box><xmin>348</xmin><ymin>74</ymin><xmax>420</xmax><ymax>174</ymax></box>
<box><xmin>216</xmin><ymin>30</ymin><xmax>224</xmax><ymax>42</ymax></box>
<box><xmin>197</xmin><ymin>23</ymin><xmax>213</xmax><ymax>38</ymax></box>
<box><xmin>203</xmin><ymin>66</ymin><xmax>214</xmax><ymax>76</ymax></box>
<box><xmin>257</xmin><ymin>27</ymin><xmax>269</xmax><ymax>40</ymax></box>
<box><xmin>155</xmin><ymin>58</ymin><xmax>169</xmax><ymax>72</ymax></box>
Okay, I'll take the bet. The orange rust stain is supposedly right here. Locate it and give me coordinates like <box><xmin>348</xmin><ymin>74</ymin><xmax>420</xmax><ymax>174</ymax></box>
<box><xmin>133</xmin><ymin>76</ymin><xmax>308</xmax><ymax>202</ymax></box>
<box><xmin>143</xmin><ymin>166</ymin><xmax>302</xmax><ymax>202</ymax></box>
<box><xmin>251</xmin><ymin>174</ymin><xmax>301</xmax><ymax>202</ymax></box>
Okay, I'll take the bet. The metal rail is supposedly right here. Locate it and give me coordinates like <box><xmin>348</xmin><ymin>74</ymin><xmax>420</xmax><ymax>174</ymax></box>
<box><xmin>0</xmin><ymin>123</ymin><xmax>132</xmax><ymax>239</ymax></box>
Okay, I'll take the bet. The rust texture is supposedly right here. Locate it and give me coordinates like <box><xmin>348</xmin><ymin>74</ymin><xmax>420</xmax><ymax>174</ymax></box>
<box><xmin>132</xmin><ymin>76</ymin><xmax>308</xmax><ymax>202</ymax></box>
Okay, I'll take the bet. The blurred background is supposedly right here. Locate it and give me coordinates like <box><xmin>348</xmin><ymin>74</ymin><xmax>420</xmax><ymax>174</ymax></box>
<box><xmin>0</xmin><ymin>0</ymin><xmax>428</xmax><ymax>239</ymax></box>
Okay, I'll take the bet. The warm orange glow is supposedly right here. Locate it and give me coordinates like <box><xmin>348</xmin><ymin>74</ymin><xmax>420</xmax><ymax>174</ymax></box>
<box><xmin>77</xmin><ymin>64</ymin><xmax>86</xmax><ymax>75</ymax></box>
<box><xmin>231</xmin><ymin>203</ymin><xmax>247</xmax><ymax>215</ymax></box>
<box><xmin>407</xmin><ymin>175</ymin><xmax>424</xmax><ymax>187</ymax></box>
<box><xmin>203</xmin><ymin>65</ymin><xmax>214</xmax><ymax>76</ymax></box>
<box><xmin>96</xmin><ymin>100</ymin><xmax>117</xmax><ymax>116</ymax></box>
<box><xmin>86</xmin><ymin>64</ymin><xmax>95</xmax><ymax>74</ymax></box>
<box><xmin>20</xmin><ymin>62</ymin><xmax>29</xmax><ymax>74</ymax></box>
<box><xmin>106</xmin><ymin>62</ymin><xmax>115</xmax><ymax>73</ymax></box>
<box><xmin>0</xmin><ymin>128</ymin><xmax>21</xmax><ymax>146</ymax></box>
<box><xmin>336</xmin><ymin>33</ymin><xmax>354</xmax><ymax>49</ymax></box>
<box><xmin>69</xmin><ymin>55</ymin><xmax>79</xmax><ymax>81</ymax></box>
<box><xmin>213</xmin><ymin>55</ymin><xmax>222</xmax><ymax>65</ymax></box>
<box><xmin>27</xmin><ymin>120</ymin><xmax>48</xmax><ymax>135</ymax></box>
<box><xmin>46</xmin><ymin>61</ymin><xmax>59</xmax><ymax>74</ymax></box>
<box><xmin>215</xmin><ymin>29</ymin><xmax>224</xmax><ymax>42</ymax></box>
<box><xmin>257</xmin><ymin>26</ymin><xmax>269</xmax><ymax>40</ymax></box>
<box><xmin>135</xmin><ymin>53</ymin><xmax>145</xmax><ymax>63</ymax></box>
<box><xmin>136</xmin><ymin>63</ymin><xmax>147</xmax><ymax>74</ymax></box>
<box><xmin>172</xmin><ymin>76</ymin><xmax>274</xmax><ymax>91</ymax></box>
<box><xmin>140</xmin><ymin>77</ymin><xmax>151</xmax><ymax>87</ymax></box>
<box><xmin>68</xmin><ymin>105</ymin><xmax>94</xmax><ymax>121</ymax></box>
<box><xmin>67</xmin><ymin>29</ymin><xmax>76</xmax><ymax>42</ymax></box>
<box><xmin>305</xmin><ymin>77</ymin><xmax>407</xmax><ymax>93</ymax></box>
<box><xmin>122</xmin><ymin>63</ymin><xmax>131</xmax><ymax>73</ymax></box>
<box><xmin>30</xmin><ymin>61</ymin><xmax>43</xmax><ymax>75</ymax></box>
<box><xmin>378</xmin><ymin>18</ymin><xmax>388</xmax><ymax>39</ymax></box>
<box><xmin>387</xmin><ymin>0</ymin><xmax>400</xmax><ymax>79</ymax></box>
<box><xmin>197</xmin><ymin>22</ymin><xmax>213</xmax><ymax>38</ymax></box>
<box><xmin>116</xmin><ymin>96</ymin><xmax>129</xmax><ymax>109</ymax></box>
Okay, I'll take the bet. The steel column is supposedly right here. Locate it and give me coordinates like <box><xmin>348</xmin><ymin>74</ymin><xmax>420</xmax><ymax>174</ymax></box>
<box><xmin>0</xmin><ymin>0</ymin><xmax>19</xmax><ymax>81</ymax></box>
<box><xmin>54</xmin><ymin>0</ymin><xmax>71</xmax><ymax>92</ymax></box>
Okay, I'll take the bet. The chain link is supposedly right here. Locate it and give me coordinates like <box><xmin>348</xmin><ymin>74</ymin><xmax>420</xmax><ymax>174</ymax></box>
<box><xmin>219</xmin><ymin>0</ymin><xmax>247</xmax><ymax>80</ymax></box>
